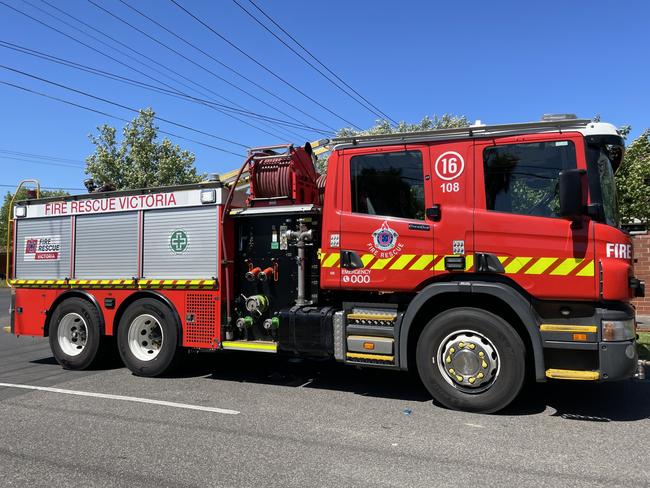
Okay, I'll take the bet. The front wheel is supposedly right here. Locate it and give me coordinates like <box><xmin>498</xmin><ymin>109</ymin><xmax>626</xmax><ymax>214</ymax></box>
<box><xmin>117</xmin><ymin>298</ymin><xmax>181</xmax><ymax>377</ymax></box>
<box><xmin>416</xmin><ymin>307</ymin><xmax>526</xmax><ymax>413</ymax></box>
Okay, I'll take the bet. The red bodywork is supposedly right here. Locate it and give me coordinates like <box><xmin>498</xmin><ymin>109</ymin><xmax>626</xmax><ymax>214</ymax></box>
<box><xmin>10</xmin><ymin>128</ymin><xmax>634</xmax><ymax>344</ymax></box>
<box><xmin>320</xmin><ymin>131</ymin><xmax>632</xmax><ymax>301</ymax></box>
<box><xmin>13</xmin><ymin>288</ymin><xmax>221</xmax><ymax>348</ymax></box>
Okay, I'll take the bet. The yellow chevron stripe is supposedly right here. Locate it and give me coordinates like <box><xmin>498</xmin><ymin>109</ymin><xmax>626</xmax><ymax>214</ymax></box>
<box><xmin>525</xmin><ymin>257</ymin><xmax>557</xmax><ymax>275</ymax></box>
<box><xmin>505</xmin><ymin>257</ymin><xmax>532</xmax><ymax>274</ymax></box>
<box><xmin>389</xmin><ymin>254</ymin><xmax>415</xmax><ymax>270</ymax></box>
<box><xmin>465</xmin><ymin>255</ymin><xmax>474</xmax><ymax>271</ymax></box>
<box><xmin>550</xmin><ymin>258</ymin><xmax>584</xmax><ymax>276</ymax></box>
<box><xmin>409</xmin><ymin>254</ymin><xmax>434</xmax><ymax>271</ymax></box>
<box><xmin>576</xmin><ymin>260</ymin><xmax>595</xmax><ymax>277</ymax></box>
<box><xmin>433</xmin><ymin>256</ymin><xmax>446</xmax><ymax>271</ymax></box>
<box><xmin>361</xmin><ymin>254</ymin><xmax>374</xmax><ymax>268</ymax></box>
<box><xmin>371</xmin><ymin>257</ymin><xmax>392</xmax><ymax>270</ymax></box>
<box><xmin>322</xmin><ymin>253</ymin><xmax>340</xmax><ymax>268</ymax></box>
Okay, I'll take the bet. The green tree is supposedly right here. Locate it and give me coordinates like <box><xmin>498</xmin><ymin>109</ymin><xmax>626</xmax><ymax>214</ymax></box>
<box><xmin>85</xmin><ymin>108</ymin><xmax>202</xmax><ymax>190</ymax></box>
<box><xmin>336</xmin><ymin>114</ymin><xmax>470</xmax><ymax>138</ymax></box>
<box><xmin>617</xmin><ymin>129</ymin><xmax>650</xmax><ymax>224</ymax></box>
<box><xmin>0</xmin><ymin>188</ymin><xmax>68</xmax><ymax>249</ymax></box>
<box><xmin>315</xmin><ymin>114</ymin><xmax>470</xmax><ymax>173</ymax></box>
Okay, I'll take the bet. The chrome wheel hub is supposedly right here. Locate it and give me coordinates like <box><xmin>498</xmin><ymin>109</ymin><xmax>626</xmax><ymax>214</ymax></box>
<box><xmin>57</xmin><ymin>313</ymin><xmax>88</xmax><ymax>357</ymax></box>
<box><xmin>127</xmin><ymin>314</ymin><xmax>164</xmax><ymax>362</ymax></box>
<box><xmin>436</xmin><ymin>331</ymin><xmax>500</xmax><ymax>392</ymax></box>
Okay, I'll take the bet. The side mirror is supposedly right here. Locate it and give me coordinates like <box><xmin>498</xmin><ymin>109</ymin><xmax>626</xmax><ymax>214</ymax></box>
<box><xmin>558</xmin><ymin>169</ymin><xmax>588</xmax><ymax>222</ymax></box>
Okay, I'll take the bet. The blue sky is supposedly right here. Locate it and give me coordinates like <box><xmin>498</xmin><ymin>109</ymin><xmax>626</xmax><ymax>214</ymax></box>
<box><xmin>1</xmin><ymin>0</ymin><xmax>648</xmax><ymax>194</ymax></box>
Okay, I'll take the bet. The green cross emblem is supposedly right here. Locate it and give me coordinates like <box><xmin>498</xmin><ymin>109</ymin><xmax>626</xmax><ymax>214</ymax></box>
<box><xmin>170</xmin><ymin>230</ymin><xmax>188</xmax><ymax>253</ymax></box>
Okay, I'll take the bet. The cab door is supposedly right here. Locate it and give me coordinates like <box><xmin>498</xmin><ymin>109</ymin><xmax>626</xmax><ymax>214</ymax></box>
<box><xmin>473</xmin><ymin>133</ymin><xmax>596</xmax><ymax>300</ymax></box>
<box><xmin>334</xmin><ymin>144</ymin><xmax>434</xmax><ymax>291</ymax></box>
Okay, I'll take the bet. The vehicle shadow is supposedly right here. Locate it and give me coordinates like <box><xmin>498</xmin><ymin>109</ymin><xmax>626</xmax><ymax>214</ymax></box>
<box><xmin>179</xmin><ymin>353</ymin><xmax>650</xmax><ymax>420</ymax></box>
<box><xmin>503</xmin><ymin>374</ymin><xmax>650</xmax><ymax>421</ymax></box>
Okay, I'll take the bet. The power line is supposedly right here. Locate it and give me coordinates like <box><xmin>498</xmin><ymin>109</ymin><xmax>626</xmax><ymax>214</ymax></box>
<box><xmin>0</xmin><ymin>155</ymin><xmax>84</xmax><ymax>169</ymax></box>
<box><xmin>0</xmin><ymin>148</ymin><xmax>85</xmax><ymax>165</ymax></box>
<box><xmin>0</xmin><ymin>64</ymin><xmax>250</xmax><ymax>149</ymax></box>
<box><xmin>0</xmin><ymin>41</ymin><xmax>330</xmax><ymax>135</ymax></box>
<box><xmin>170</xmin><ymin>0</ymin><xmax>363</xmax><ymax>131</ymax></box>
<box><xmin>0</xmin><ymin>80</ymin><xmax>246</xmax><ymax>158</ymax></box>
<box><xmin>246</xmin><ymin>0</ymin><xmax>396</xmax><ymax>125</ymax></box>
<box><xmin>113</xmin><ymin>0</ymin><xmax>335</xmax><ymax>136</ymax></box>
<box><xmin>0</xmin><ymin>184</ymin><xmax>85</xmax><ymax>191</ymax></box>
<box><xmin>233</xmin><ymin>0</ymin><xmax>397</xmax><ymax>125</ymax></box>
<box><xmin>9</xmin><ymin>0</ymin><xmax>304</xmax><ymax>142</ymax></box>
<box><xmin>32</xmin><ymin>0</ymin><xmax>303</xmax><ymax>141</ymax></box>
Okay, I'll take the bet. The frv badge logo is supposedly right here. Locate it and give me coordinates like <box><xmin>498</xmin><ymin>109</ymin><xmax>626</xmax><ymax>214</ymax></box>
<box><xmin>368</xmin><ymin>221</ymin><xmax>403</xmax><ymax>258</ymax></box>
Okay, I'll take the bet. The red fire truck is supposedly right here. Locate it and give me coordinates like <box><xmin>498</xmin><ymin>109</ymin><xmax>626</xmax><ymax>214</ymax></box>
<box><xmin>5</xmin><ymin>116</ymin><xmax>644</xmax><ymax>412</ymax></box>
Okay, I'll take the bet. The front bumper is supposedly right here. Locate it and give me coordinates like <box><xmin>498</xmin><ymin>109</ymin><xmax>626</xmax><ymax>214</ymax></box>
<box><xmin>598</xmin><ymin>339</ymin><xmax>638</xmax><ymax>381</ymax></box>
<box><xmin>540</xmin><ymin>302</ymin><xmax>639</xmax><ymax>381</ymax></box>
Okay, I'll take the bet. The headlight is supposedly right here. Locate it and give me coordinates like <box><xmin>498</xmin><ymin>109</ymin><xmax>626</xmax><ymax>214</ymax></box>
<box><xmin>602</xmin><ymin>319</ymin><xmax>635</xmax><ymax>341</ymax></box>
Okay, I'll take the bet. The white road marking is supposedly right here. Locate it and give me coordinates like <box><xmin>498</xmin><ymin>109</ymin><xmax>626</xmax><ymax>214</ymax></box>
<box><xmin>464</xmin><ymin>423</ymin><xmax>485</xmax><ymax>428</ymax></box>
<box><xmin>0</xmin><ymin>382</ymin><xmax>240</xmax><ymax>415</ymax></box>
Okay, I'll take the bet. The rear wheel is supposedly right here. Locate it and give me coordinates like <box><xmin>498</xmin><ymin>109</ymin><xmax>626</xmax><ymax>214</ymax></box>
<box><xmin>117</xmin><ymin>298</ymin><xmax>180</xmax><ymax>377</ymax></box>
<box><xmin>49</xmin><ymin>298</ymin><xmax>105</xmax><ymax>370</ymax></box>
<box><xmin>416</xmin><ymin>307</ymin><xmax>526</xmax><ymax>413</ymax></box>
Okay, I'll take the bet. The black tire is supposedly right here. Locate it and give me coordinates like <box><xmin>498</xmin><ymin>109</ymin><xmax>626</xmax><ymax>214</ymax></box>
<box><xmin>117</xmin><ymin>298</ymin><xmax>181</xmax><ymax>377</ymax></box>
<box><xmin>416</xmin><ymin>307</ymin><xmax>526</xmax><ymax>413</ymax></box>
<box><xmin>49</xmin><ymin>297</ymin><xmax>106</xmax><ymax>370</ymax></box>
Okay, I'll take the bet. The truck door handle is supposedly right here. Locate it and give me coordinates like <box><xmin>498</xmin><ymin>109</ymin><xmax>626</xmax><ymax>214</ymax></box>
<box><xmin>340</xmin><ymin>250</ymin><xmax>364</xmax><ymax>269</ymax></box>
<box><xmin>426</xmin><ymin>205</ymin><xmax>441</xmax><ymax>222</ymax></box>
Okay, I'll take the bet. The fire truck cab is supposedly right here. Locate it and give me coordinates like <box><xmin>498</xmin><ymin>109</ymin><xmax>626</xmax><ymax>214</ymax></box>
<box><xmin>6</xmin><ymin>116</ymin><xmax>644</xmax><ymax>413</ymax></box>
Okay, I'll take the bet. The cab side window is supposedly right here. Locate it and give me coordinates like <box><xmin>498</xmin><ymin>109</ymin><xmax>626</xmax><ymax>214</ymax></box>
<box><xmin>483</xmin><ymin>141</ymin><xmax>577</xmax><ymax>218</ymax></box>
<box><xmin>350</xmin><ymin>150</ymin><xmax>425</xmax><ymax>220</ymax></box>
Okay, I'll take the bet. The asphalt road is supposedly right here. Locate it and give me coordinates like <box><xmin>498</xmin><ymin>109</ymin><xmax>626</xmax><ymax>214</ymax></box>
<box><xmin>1</xmin><ymin>288</ymin><xmax>649</xmax><ymax>488</ymax></box>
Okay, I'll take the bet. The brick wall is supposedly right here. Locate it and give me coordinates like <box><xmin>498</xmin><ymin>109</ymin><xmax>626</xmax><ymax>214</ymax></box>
<box><xmin>632</xmin><ymin>233</ymin><xmax>650</xmax><ymax>315</ymax></box>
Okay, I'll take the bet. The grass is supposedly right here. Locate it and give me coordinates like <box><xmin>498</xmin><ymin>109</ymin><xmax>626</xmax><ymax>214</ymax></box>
<box><xmin>638</xmin><ymin>332</ymin><xmax>650</xmax><ymax>361</ymax></box>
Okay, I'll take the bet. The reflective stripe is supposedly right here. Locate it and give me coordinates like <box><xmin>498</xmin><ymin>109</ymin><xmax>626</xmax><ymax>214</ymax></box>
<box><xmin>361</xmin><ymin>254</ymin><xmax>374</xmax><ymax>267</ymax></box>
<box><xmin>322</xmin><ymin>253</ymin><xmax>340</xmax><ymax>268</ymax></box>
<box><xmin>409</xmin><ymin>254</ymin><xmax>434</xmax><ymax>271</ymax></box>
<box><xmin>346</xmin><ymin>352</ymin><xmax>394</xmax><ymax>362</ymax></box>
<box><xmin>433</xmin><ymin>256</ymin><xmax>446</xmax><ymax>271</ymax></box>
<box><xmin>576</xmin><ymin>260</ymin><xmax>595</xmax><ymax>277</ymax></box>
<box><xmin>525</xmin><ymin>257</ymin><xmax>558</xmax><ymax>274</ymax></box>
<box><xmin>545</xmin><ymin>369</ymin><xmax>600</xmax><ymax>380</ymax></box>
<box><xmin>550</xmin><ymin>258</ymin><xmax>584</xmax><ymax>276</ymax></box>
<box><xmin>389</xmin><ymin>254</ymin><xmax>415</xmax><ymax>270</ymax></box>
<box><xmin>540</xmin><ymin>324</ymin><xmax>597</xmax><ymax>333</ymax></box>
<box><xmin>464</xmin><ymin>255</ymin><xmax>473</xmax><ymax>271</ymax></box>
<box><xmin>221</xmin><ymin>341</ymin><xmax>277</xmax><ymax>352</ymax></box>
<box><xmin>371</xmin><ymin>257</ymin><xmax>392</xmax><ymax>270</ymax></box>
<box><xmin>505</xmin><ymin>257</ymin><xmax>532</xmax><ymax>274</ymax></box>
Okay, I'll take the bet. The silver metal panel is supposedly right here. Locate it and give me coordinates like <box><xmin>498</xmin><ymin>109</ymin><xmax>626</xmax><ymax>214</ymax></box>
<box><xmin>15</xmin><ymin>216</ymin><xmax>71</xmax><ymax>279</ymax></box>
<box><xmin>347</xmin><ymin>336</ymin><xmax>394</xmax><ymax>355</ymax></box>
<box><xmin>143</xmin><ymin>206</ymin><xmax>218</xmax><ymax>279</ymax></box>
<box><xmin>230</xmin><ymin>204</ymin><xmax>321</xmax><ymax>217</ymax></box>
<box><xmin>75</xmin><ymin>212</ymin><xmax>138</xmax><ymax>279</ymax></box>
<box><xmin>333</xmin><ymin>311</ymin><xmax>345</xmax><ymax>361</ymax></box>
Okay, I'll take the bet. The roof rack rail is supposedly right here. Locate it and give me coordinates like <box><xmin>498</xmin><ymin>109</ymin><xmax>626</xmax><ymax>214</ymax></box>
<box><xmin>330</xmin><ymin>119</ymin><xmax>592</xmax><ymax>148</ymax></box>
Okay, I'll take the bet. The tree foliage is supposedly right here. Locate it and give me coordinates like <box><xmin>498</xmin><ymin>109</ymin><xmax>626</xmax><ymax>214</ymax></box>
<box><xmin>617</xmin><ymin>129</ymin><xmax>650</xmax><ymax>224</ymax></box>
<box><xmin>336</xmin><ymin>114</ymin><xmax>470</xmax><ymax>138</ymax></box>
<box><xmin>314</xmin><ymin>114</ymin><xmax>470</xmax><ymax>172</ymax></box>
<box><xmin>85</xmin><ymin>108</ymin><xmax>202</xmax><ymax>190</ymax></box>
<box><xmin>0</xmin><ymin>188</ymin><xmax>68</xmax><ymax>250</ymax></box>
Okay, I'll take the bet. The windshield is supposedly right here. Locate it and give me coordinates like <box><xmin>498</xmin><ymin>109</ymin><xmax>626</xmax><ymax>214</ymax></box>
<box><xmin>585</xmin><ymin>135</ymin><xmax>624</xmax><ymax>227</ymax></box>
